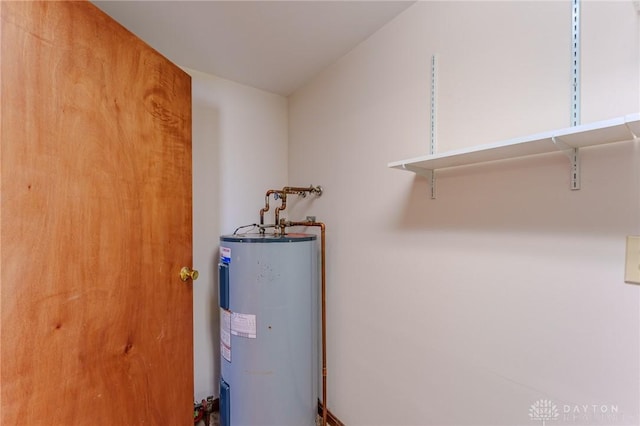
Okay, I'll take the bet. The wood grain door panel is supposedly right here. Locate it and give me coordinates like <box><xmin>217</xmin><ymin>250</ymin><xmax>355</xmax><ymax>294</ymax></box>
<box><xmin>1</xmin><ymin>2</ymin><xmax>193</xmax><ymax>424</ymax></box>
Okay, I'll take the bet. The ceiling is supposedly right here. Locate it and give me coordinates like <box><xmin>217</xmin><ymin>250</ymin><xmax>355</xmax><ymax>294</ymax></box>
<box><xmin>92</xmin><ymin>1</ymin><xmax>415</xmax><ymax>96</ymax></box>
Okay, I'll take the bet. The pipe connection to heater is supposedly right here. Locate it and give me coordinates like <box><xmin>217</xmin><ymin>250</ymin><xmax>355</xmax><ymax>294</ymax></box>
<box><xmin>284</xmin><ymin>220</ymin><xmax>328</xmax><ymax>426</ymax></box>
<box><xmin>259</xmin><ymin>185</ymin><xmax>323</xmax><ymax>229</ymax></box>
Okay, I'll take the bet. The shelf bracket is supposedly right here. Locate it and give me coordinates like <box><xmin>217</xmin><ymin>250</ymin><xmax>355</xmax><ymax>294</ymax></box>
<box><xmin>571</xmin><ymin>0</ymin><xmax>581</xmax><ymax>127</ymax></box>
<box><xmin>557</xmin><ymin>0</ymin><xmax>581</xmax><ymax>192</ymax></box>
<box><xmin>429</xmin><ymin>54</ymin><xmax>438</xmax><ymax>199</ymax></box>
<box><xmin>402</xmin><ymin>164</ymin><xmax>434</xmax><ymax>182</ymax></box>
<box><xmin>625</xmin><ymin>121</ymin><xmax>639</xmax><ymax>141</ymax></box>
<box><xmin>553</xmin><ymin>137</ymin><xmax>580</xmax><ymax>190</ymax></box>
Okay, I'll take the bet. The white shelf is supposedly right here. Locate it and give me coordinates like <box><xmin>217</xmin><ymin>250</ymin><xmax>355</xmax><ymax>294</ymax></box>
<box><xmin>388</xmin><ymin>113</ymin><xmax>640</xmax><ymax>177</ymax></box>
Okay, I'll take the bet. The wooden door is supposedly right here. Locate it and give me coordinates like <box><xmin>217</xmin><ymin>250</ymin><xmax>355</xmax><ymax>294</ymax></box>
<box><xmin>1</xmin><ymin>2</ymin><xmax>193</xmax><ymax>424</ymax></box>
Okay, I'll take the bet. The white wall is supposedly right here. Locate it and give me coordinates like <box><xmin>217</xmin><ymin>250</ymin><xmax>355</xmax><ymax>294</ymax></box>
<box><xmin>289</xmin><ymin>2</ymin><xmax>640</xmax><ymax>425</ymax></box>
<box><xmin>188</xmin><ymin>68</ymin><xmax>288</xmax><ymax>401</ymax></box>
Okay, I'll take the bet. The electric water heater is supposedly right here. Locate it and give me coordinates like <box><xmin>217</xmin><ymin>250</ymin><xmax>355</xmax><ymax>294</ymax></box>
<box><xmin>218</xmin><ymin>233</ymin><xmax>318</xmax><ymax>426</ymax></box>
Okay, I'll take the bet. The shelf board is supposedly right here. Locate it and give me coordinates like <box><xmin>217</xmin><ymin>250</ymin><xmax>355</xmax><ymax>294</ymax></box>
<box><xmin>388</xmin><ymin>113</ymin><xmax>639</xmax><ymax>174</ymax></box>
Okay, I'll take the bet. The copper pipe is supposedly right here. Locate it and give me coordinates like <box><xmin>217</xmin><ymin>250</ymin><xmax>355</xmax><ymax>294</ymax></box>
<box><xmin>282</xmin><ymin>185</ymin><xmax>323</xmax><ymax>198</ymax></box>
<box><xmin>282</xmin><ymin>185</ymin><xmax>314</xmax><ymax>194</ymax></box>
<box><xmin>260</xmin><ymin>186</ymin><xmax>321</xmax><ymax>227</ymax></box>
<box><xmin>285</xmin><ymin>220</ymin><xmax>327</xmax><ymax>426</ymax></box>
<box><xmin>259</xmin><ymin>189</ymin><xmax>284</xmax><ymax>225</ymax></box>
<box><xmin>274</xmin><ymin>194</ymin><xmax>288</xmax><ymax>233</ymax></box>
<box><xmin>259</xmin><ymin>190</ymin><xmax>273</xmax><ymax>225</ymax></box>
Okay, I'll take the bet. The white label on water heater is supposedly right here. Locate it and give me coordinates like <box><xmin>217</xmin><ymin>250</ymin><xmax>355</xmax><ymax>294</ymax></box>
<box><xmin>231</xmin><ymin>312</ymin><xmax>257</xmax><ymax>339</ymax></box>
<box><xmin>221</xmin><ymin>342</ymin><xmax>231</xmax><ymax>363</ymax></box>
<box><xmin>220</xmin><ymin>246</ymin><xmax>231</xmax><ymax>264</ymax></box>
<box><xmin>220</xmin><ymin>308</ymin><xmax>231</xmax><ymax>362</ymax></box>
<box><xmin>220</xmin><ymin>309</ymin><xmax>231</xmax><ymax>347</ymax></box>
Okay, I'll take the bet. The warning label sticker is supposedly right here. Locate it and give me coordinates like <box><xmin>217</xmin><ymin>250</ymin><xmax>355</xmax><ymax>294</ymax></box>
<box><xmin>220</xmin><ymin>308</ymin><xmax>231</xmax><ymax>362</ymax></box>
<box><xmin>220</xmin><ymin>247</ymin><xmax>231</xmax><ymax>264</ymax></box>
<box><xmin>231</xmin><ymin>312</ymin><xmax>257</xmax><ymax>339</ymax></box>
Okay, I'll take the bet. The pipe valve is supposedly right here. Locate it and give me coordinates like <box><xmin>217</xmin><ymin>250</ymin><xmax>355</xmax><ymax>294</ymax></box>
<box><xmin>310</xmin><ymin>185</ymin><xmax>323</xmax><ymax>197</ymax></box>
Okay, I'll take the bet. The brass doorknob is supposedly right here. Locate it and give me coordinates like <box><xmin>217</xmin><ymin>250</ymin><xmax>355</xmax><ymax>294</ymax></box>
<box><xmin>180</xmin><ymin>266</ymin><xmax>199</xmax><ymax>282</ymax></box>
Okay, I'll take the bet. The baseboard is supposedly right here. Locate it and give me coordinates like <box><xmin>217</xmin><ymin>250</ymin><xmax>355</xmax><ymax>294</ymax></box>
<box><xmin>318</xmin><ymin>400</ymin><xmax>345</xmax><ymax>426</ymax></box>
